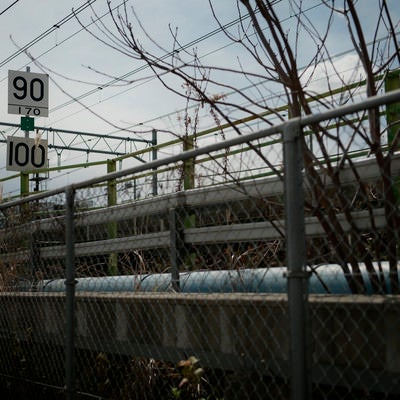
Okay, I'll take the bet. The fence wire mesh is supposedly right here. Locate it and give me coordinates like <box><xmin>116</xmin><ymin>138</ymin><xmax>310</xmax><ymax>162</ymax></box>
<box><xmin>0</xmin><ymin>90</ymin><xmax>399</xmax><ymax>400</ymax></box>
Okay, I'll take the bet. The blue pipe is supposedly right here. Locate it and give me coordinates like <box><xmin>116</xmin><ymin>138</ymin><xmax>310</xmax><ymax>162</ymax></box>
<box><xmin>39</xmin><ymin>262</ymin><xmax>398</xmax><ymax>294</ymax></box>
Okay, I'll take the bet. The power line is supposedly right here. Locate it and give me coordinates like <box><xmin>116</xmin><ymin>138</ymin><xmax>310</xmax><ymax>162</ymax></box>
<box><xmin>0</xmin><ymin>0</ymin><xmax>97</xmax><ymax>69</ymax></box>
<box><xmin>0</xmin><ymin>0</ymin><xmax>20</xmax><ymax>17</ymax></box>
<box><xmin>52</xmin><ymin>0</ymin><xmax>325</xmax><ymax>133</ymax></box>
<box><xmin>0</xmin><ymin>0</ymin><xmax>128</xmax><ymax>84</ymax></box>
<box><xmin>0</xmin><ymin>0</ymin><xmax>280</xmax><ymax>135</ymax></box>
<box><xmin>49</xmin><ymin>1</ymin><xmax>283</xmax><ymax>113</ymax></box>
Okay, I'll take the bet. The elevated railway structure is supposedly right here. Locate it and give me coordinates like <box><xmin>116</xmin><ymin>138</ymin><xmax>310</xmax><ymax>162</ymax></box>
<box><xmin>0</xmin><ymin>153</ymin><xmax>398</xmax><ymax>285</ymax></box>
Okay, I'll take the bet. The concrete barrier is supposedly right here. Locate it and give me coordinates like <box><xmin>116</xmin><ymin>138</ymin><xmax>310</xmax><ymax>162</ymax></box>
<box><xmin>0</xmin><ymin>292</ymin><xmax>399</xmax><ymax>395</ymax></box>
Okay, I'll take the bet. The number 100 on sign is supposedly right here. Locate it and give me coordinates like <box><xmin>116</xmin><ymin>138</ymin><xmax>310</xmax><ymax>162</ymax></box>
<box><xmin>8</xmin><ymin>70</ymin><xmax>49</xmax><ymax>117</ymax></box>
<box><xmin>7</xmin><ymin>137</ymin><xmax>48</xmax><ymax>172</ymax></box>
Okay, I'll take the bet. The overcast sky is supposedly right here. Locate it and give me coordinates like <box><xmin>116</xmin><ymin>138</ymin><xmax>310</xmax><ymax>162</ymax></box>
<box><xmin>0</xmin><ymin>0</ymin><xmax>399</xmax><ymax>196</ymax></box>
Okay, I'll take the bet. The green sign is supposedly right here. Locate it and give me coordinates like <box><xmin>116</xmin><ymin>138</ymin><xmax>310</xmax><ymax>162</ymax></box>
<box><xmin>20</xmin><ymin>116</ymin><xmax>34</xmax><ymax>131</ymax></box>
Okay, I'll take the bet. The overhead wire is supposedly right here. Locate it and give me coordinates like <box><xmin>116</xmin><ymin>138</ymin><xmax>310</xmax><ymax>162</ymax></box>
<box><xmin>0</xmin><ymin>0</ymin><xmax>325</xmax><ymax>171</ymax></box>
<box><xmin>0</xmin><ymin>1</ymin><xmax>274</xmax><ymax>152</ymax></box>
<box><xmin>0</xmin><ymin>0</ymin><xmax>20</xmax><ymax>17</ymax></box>
<box><xmin>0</xmin><ymin>0</ymin><xmax>274</xmax><ymax>146</ymax></box>
<box><xmin>0</xmin><ymin>0</ymin><xmax>97</xmax><ymax>69</ymax></box>
<box><xmin>0</xmin><ymin>0</ymin><xmax>128</xmax><ymax>84</ymax></box>
<box><xmin>0</xmin><ymin>1</ymin><xmax>274</xmax><ymax>193</ymax></box>
<box><xmin>28</xmin><ymin>0</ymin><xmax>285</xmax><ymax>147</ymax></box>
<box><xmin>34</xmin><ymin>55</ymin><xmax>367</xmax><ymax>190</ymax></box>
<box><xmin>0</xmin><ymin>0</ymin><xmax>128</xmax><ymax>142</ymax></box>
<box><xmin>0</xmin><ymin>0</ymin><xmax>383</xmax><ymax>191</ymax></box>
<box><xmin>49</xmin><ymin>1</ymin><xmax>284</xmax><ymax>113</ymax></box>
<box><xmin>49</xmin><ymin>0</ymin><xmax>321</xmax><ymax>132</ymax></box>
<box><xmin>0</xmin><ymin>0</ymin><xmax>281</xmax><ymax>130</ymax></box>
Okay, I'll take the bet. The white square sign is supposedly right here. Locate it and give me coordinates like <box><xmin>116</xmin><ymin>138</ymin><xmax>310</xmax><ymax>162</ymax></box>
<box><xmin>8</xmin><ymin>70</ymin><xmax>49</xmax><ymax>117</ymax></box>
<box><xmin>6</xmin><ymin>136</ymin><xmax>48</xmax><ymax>171</ymax></box>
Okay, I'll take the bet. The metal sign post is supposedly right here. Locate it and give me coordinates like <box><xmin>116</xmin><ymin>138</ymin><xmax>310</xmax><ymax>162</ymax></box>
<box><xmin>7</xmin><ymin>68</ymin><xmax>49</xmax><ymax>196</ymax></box>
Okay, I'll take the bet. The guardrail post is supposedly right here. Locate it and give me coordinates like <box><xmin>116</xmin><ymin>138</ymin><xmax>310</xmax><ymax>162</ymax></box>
<box><xmin>283</xmin><ymin>120</ymin><xmax>310</xmax><ymax>400</ymax></box>
<box><xmin>65</xmin><ymin>186</ymin><xmax>76</xmax><ymax>400</ymax></box>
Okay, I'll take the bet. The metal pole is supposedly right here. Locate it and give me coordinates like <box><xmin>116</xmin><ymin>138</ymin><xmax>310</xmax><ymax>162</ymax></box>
<box><xmin>65</xmin><ymin>186</ymin><xmax>76</xmax><ymax>400</ymax></box>
<box><xmin>183</xmin><ymin>135</ymin><xmax>195</xmax><ymax>191</ymax></box>
<box><xmin>107</xmin><ymin>159</ymin><xmax>118</xmax><ymax>275</ymax></box>
<box><xmin>152</xmin><ymin>129</ymin><xmax>158</xmax><ymax>196</ymax></box>
<box><xmin>20</xmin><ymin>173</ymin><xmax>29</xmax><ymax>197</ymax></box>
<box><xmin>283</xmin><ymin>120</ymin><xmax>310</xmax><ymax>400</ymax></box>
<box><xmin>169</xmin><ymin>208</ymin><xmax>180</xmax><ymax>291</ymax></box>
<box><xmin>20</xmin><ymin>66</ymin><xmax>31</xmax><ymax>197</ymax></box>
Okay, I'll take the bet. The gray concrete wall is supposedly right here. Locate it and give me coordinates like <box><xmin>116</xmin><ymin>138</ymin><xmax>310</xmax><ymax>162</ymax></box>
<box><xmin>0</xmin><ymin>292</ymin><xmax>399</xmax><ymax>394</ymax></box>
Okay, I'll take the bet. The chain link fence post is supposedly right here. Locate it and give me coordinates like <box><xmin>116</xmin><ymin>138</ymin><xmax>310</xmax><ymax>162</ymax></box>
<box><xmin>283</xmin><ymin>120</ymin><xmax>310</xmax><ymax>400</ymax></box>
<box><xmin>65</xmin><ymin>186</ymin><xmax>76</xmax><ymax>400</ymax></box>
<box><xmin>169</xmin><ymin>208</ymin><xmax>180</xmax><ymax>292</ymax></box>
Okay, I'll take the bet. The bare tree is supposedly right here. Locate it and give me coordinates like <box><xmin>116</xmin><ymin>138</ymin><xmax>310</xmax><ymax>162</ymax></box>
<box><xmin>77</xmin><ymin>0</ymin><xmax>400</xmax><ymax>293</ymax></box>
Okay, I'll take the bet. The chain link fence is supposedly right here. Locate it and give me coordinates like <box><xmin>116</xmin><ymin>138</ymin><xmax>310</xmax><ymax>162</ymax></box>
<box><xmin>0</xmin><ymin>89</ymin><xmax>399</xmax><ymax>399</ymax></box>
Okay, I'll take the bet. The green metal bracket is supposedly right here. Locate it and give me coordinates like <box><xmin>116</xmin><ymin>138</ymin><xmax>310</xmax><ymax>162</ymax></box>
<box><xmin>385</xmin><ymin>69</ymin><xmax>400</xmax><ymax>147</ymax></box>
<box><xmin>385</xmin><ymin>69</ymin><xmax>400</xmax><ymax>205</ymax></box>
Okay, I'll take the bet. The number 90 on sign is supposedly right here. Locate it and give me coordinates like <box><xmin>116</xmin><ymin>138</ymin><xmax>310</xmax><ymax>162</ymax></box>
<box><xmin>6</xmin><ymin>137</ymin><xmax>48</xmax><ymax>172</ymax></box>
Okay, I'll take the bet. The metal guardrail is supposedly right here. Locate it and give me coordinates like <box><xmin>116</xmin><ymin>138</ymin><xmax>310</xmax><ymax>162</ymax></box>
<box><xmin>0</xmin><ymin>153</ymin><xmax>398</xmax><ymax>264</ymax></box>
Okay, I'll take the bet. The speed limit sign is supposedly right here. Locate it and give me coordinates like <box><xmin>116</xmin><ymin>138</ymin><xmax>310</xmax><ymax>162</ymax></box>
<box><xmin>6</xmin><ymin>136</ymin><xmax>48</xmax><ymax>172</ymax></box>
<box><xmin>8</xmin><ymin>70</ymin><xmax>49</xmax><ymax>117</ymax></box>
